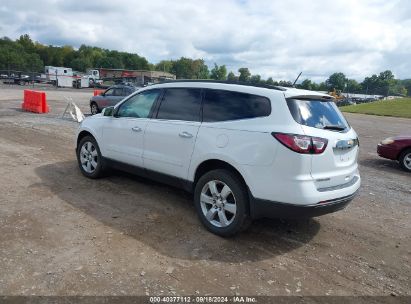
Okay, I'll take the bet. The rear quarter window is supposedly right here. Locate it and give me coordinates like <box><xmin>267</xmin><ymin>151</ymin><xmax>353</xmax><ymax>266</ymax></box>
<box><xmin>203</xmin><ymin>89</ymin><xmax>271</xmax><ymax>122</ymax></box>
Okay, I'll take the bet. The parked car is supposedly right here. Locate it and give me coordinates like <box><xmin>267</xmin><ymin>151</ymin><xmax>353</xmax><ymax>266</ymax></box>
<box><xmin>76</xmin><ymin>81</ymin><xmax>361</xmax><ymax>236</ymax></box>
<box><xmin>1</xmin><ymin>73</ymin><xmax>32</xmax><ymax>85</ymax></box>
<box><xmin>377</xmin><ymin>135</ymin><xmax>411</xmax><ymax>172</ymax></box>
<box><xmin>337</xmin><ymin>98</ymin><xmax>356</xmax><ymax>107</ymax></box>
<box><xmin>89</xmin><ymin>84</ymin><xmax>137</xmax><ymax>115</ymax></box>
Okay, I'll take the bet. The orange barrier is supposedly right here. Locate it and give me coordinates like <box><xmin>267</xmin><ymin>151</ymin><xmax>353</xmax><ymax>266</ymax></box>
<box><xmin>21</xmin><ymin>90</ymin><xmax>49</xmax><ymax>114</ymax></box>
<box><xmin>93</xmin><ymin>89</ymin><xmax>105</xmax><ymax>96</ymax></box>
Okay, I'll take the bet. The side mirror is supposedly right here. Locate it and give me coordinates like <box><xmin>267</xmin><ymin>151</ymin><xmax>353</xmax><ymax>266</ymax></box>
<box><xmin>103</xmin><ymin>106</ymin><xmax>114</xmax><ymax>116</ymax></box>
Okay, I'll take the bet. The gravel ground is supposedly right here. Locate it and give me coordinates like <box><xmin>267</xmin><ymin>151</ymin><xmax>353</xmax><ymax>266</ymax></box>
<box><xmin>0</xmin><ymin>84</ymin><xmax>410</xmax><ymax>298</ymax></box>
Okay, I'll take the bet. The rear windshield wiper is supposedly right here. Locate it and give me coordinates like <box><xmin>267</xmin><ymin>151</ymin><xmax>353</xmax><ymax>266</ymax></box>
<box><xmin>322</xmin><ymin>124</ymin><xmax>346</xmax><ymax>131</ymax></box>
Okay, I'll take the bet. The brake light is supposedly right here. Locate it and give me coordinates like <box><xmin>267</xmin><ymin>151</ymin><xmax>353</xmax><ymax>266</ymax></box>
<box><xmin>272</xmin><ymin>133</ymin><xmax>328</xmax><ymax>154</ymax></box>
<box><xmin>312</xmin><ymin>137</ymin><xmax>327</xmax><ymax>153</ymax></box>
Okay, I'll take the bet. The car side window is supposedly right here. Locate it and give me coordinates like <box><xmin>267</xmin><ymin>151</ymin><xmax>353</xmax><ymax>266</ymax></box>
<box><xmin>124</xmin><ymin>88</ymin><xmax>133</xmax><ymax>96</ymax></box>
<box><xmin>104</xmin><ymin>88</ymin><xmax>115</xmax><ymax>96</ymax></box>
<box><xmin>156</xmin><ymin>88</ymin><xmax>202</xmax><ymax>122</ymax></box>
<box><xmin>203</xmin><ymin>89</ymin><xmax>271</xmax><ymax>122</ymax></box>
<box><xmin>116</xmin><ymin>89</ymin><xmax>160</xmax><ymax>118</ymax></box>
<box><xmin>113</xmin><ymin>88</ymin><xmax>124</xmax><ymax>96</ymax></box>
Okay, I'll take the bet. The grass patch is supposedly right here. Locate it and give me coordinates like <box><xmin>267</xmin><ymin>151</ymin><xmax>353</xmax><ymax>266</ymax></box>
<box><xmin>340</xmin><ymin>98</ymin><xmax>411</xmax><ymax>119</ymax></box>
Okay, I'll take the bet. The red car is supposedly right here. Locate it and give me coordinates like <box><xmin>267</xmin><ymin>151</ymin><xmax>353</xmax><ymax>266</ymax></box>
<box><xmin>377</xmin><ymin>135</ymin><xmax>411</xmax><ymax>172</ymax></box>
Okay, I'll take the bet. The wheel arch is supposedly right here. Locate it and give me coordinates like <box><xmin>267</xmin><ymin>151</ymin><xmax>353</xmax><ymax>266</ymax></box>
<box><xmin>194</xmin><ymin>159</ymin><xmax>244</xmax><ymax>182</ymax></box>
<box><xmin>193</xmin><ymin>159</ymin><xmax>251</xmax><ymax>215</ymax></box>
<box><xmin>397</xmin><ymin>146</ymin><xmax>411</xmax><ymax>160</ymax></box>
<box><xmin>76</xmin><ymin>130</ymin><xmax>96</xmax><ymax>149</ymax></box>
<box><xmin>90</xmin><ymin>100</ymin><xmax>99</xmax><ymax>109</ymax></box>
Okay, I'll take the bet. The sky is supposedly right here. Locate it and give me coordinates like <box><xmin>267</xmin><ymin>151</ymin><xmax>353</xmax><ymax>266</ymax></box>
<box><xmin>0</xmin><ymin>0</ymin><xmax>410</xmax><ymax>82</ymax></box>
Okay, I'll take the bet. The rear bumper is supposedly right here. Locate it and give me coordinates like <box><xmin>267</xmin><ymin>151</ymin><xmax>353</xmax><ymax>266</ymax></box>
<box><xmin>250</xmin><ymin>191</ymin><xmax>358</xmax><ymax>219</ymax></box>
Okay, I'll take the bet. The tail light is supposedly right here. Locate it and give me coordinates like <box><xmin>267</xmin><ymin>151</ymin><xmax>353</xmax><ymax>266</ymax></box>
<box><xmin>272</xmin><ymin>133</ymin><xmax>328</xmax><ymax>154</ymax></box>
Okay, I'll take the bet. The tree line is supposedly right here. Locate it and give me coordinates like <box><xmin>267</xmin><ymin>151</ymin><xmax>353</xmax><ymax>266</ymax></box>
<box><xmin>1</xmin><ymin>34</ymin><xmax>409</xmax><ymax>96</ymax></box>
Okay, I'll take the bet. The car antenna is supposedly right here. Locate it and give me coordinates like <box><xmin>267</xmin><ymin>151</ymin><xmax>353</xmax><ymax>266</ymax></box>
<box><xmin>292</xmin><ymin>72</ymin><xmax>302</xmax><ymax>87</ymax></box>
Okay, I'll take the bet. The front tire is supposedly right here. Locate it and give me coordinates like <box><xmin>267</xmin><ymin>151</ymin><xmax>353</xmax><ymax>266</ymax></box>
<box><xmin>76</xmin><ymin>136</ymin><xmax>105</xmax><ymax>178</ymax></box>
<box><xmin>399</xmin><ymin>148</ymin><xmax>411</xmax><ymax>172</ymax></box>
<box><xmin>194</xmin><ymin>169</ymin><xmax>251</xmax><ymax>236</ymax></box>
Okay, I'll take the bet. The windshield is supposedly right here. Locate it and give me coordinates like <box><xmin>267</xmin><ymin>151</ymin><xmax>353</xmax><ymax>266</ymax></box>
<box><xmin>287</xmin><ymin>99</ymin><xmax>349</xmax><ymax>131</ymax></box>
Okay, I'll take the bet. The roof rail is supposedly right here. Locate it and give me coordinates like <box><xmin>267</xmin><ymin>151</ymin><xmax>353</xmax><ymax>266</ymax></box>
<box><xmin>156</xmin><ymin>79</ymin><xmax>288</xmax><ymax>91</ymax></box>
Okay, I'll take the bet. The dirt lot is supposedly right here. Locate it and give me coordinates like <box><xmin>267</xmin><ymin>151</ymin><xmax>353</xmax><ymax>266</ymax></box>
<box><xmin>0</xmin><ymin>84</ymin><xmax>410</xmax><ymax>297</ymax></box>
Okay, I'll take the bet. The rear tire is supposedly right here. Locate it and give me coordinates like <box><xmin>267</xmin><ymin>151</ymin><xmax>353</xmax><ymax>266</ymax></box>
<box><xmin>399</xmin><ymin>148</ymin><xmax>411</xmax><ymax>172</ymax></box>
<box><xmin>76</xmin><ymin>136</ymin><xmax>105</xmax><ymax>178</ymax></box>
<box><xmin>194</xmin><ymin>169</ymin><xmax>251</xmax><ymax>237</ymax></box>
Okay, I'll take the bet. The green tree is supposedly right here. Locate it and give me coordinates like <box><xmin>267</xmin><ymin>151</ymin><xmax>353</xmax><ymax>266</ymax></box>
<box><xmin>5</xmin><ymin>33</ymin><xmax>411</xmax><ymax>96</ymax></box>
<box><xmin>346</xmin><ymin>79</ymin><xmax>361</xmax><ymax>93</ymax></box>
<box><xmin>70</xmin><ymin>57</ymin><xmax>92</xmax><ymax>72</ymax></box>
<box><xmin>361</xmin><ymin>70</ymin><xmax>396</xmax><ymax>96</ymax></box>
<box><xmin>250</xmin><ymin>74</ymin><xmax>261</xmax><ymax>84</ymax></box>
<box><xmin>96</xmin><ymin>56</ymin><xmax>124</xmax><ymax>69</ymax></box>
<box><xmin>399</xmin><ymin>79</ymin><xmax>411</xmax><ymax>96</ymax></box>
<box><xmin>279</xmin><ymin>80</ymin><xmax>293</xmax><ymax>87</ymax></box>
<box><xmin>238</xmin><ymin>67</ymin><xmax>251</xmax><ymax>82</ymax></box>
<box><xmin>389</xmin><ymin>79</ymin><xmax>407</xmax><ymax>96</ymax></box>
<box><xmin>326</xmin><ymin>72</ymin><xmax>348</xmax><ymax>91</ymax></box>
<box><xmin>361</xmin><ymin>74</ymin><xmax>379</xmax><ymax>94</ymax></box>
<box><xmin>192</xmin><ymin>59</ymin><xmax>209</xmax><ymax>79</ymax></box>
<box><xmin>227</xmin><ymin>71</ymin><xmax>237</xmax><ymax>81</ymax></box>
<box><xmin>265</xmin><ymin>77</ymin><xmax>278</xmax><ymax>86</ymax></box>
<box><xmin>171</xmin><ymin>57</ymin><xmax>209</xmax><ymax>79</ymax></box>
<box><xmin>17</xmin><ymin>34</ymin><xmax>35</xmax><ymax>53</ymax></box>
<box><xmin>121</xmin><ymin>52</ymin><xmax>149</xmax><ymax>70</ymax></box>
<box><xmin>60</xmin><ymin>45</ymin><xmax>75</xmax><ymax>67</ymax></box>
<box><xmin>299</xmin><ymin>79</ymin><xmax>313</xmax><ymax>90</ymax></box>
<box><xmin>170</xmin><ymin>57</ymin><xmax>191</xmax><ymax>78</ymax></box>
<box><xmin>23</xmin><ymin>52</ymin><xmax>43</xmax><ymax>71</ymax></box>
<box><xmin>210</xmin><ymin>63</ymin><xmax>227</xmax><ymax>80</ymax></box>
<box><xmin>0</xmin><ymin>36</ymin><xmax>43</xmax><ymax>71</ymax></box>
<box><xmin>155</xmin><ymin>60</ymin><xmax>174</xmax><ymax>73</ymax></box>
<box><xmin>378</xmin><ymin>70</ymin><xmax>395</xmax><ymax>96</ymax></box>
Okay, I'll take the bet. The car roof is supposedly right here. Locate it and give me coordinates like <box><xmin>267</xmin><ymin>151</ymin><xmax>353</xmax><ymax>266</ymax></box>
<box><xmin>109</xmin><ymin>84</ymin><xmax>136</xmax><ymax>89</ymax></box>
<box><xmin>155</xmin><ymin>80</ymin><xmax>287</xmax><ymax>91</ymax></box>
<box><xmin>146</xmin><ymin>80</ymin><xmax>333</xmax><ymax>100</ymax></box>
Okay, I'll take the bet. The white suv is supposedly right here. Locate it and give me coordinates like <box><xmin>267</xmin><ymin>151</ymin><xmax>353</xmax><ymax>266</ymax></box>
<box><xmin>76</xmin><ymin>81</ymin><xmax>361</xmax><ymax>236</ymax></box>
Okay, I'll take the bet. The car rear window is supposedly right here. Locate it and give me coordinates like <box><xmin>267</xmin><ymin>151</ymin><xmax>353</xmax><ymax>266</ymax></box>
<box><xmin>287</xmin><ymin>99</ymin><xmax>349</xmax><ymax>131</ymax></box>
<box><xmin>203</xmin><ymin>89</ymin><xmax>271</xmax><ymax>122</ymax></box>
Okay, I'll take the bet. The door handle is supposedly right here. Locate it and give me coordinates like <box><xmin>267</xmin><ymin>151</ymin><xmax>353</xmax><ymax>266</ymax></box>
<box><xmin>131</xmin><ymin>126</ymin><xmax>142</xmax><ymax>132</ymax></box>
<box><xmin>179</xmin><ymin>131</ymin><xmax>193</xmax><ymax>138</ymax></box>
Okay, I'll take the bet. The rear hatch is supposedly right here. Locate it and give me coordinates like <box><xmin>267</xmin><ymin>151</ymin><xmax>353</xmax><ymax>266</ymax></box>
<box><xmin>287</xmin><ymin>97</ymin><xmax>359</xmax><ymax>191</ymax></box>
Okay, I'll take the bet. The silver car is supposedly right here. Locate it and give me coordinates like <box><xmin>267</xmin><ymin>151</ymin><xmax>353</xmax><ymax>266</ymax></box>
<box><xmin>90</xmin><ymin>85</ymin><xmax>137</xmax><ymax>115</ymax></box>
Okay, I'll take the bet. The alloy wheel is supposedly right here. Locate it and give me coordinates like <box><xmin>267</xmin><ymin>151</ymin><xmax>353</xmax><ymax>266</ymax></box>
<box><xmin>200</xmin><ymin>180</ymin><xmax>237</xmax><ymax>228</ymax></box>
<box><xmin>80</xmin><ymin>141</ymin><xmax>98</xmax><ymax>173</ymax></box>
<box><xmin>403</xmin><ymin>152</ymin><xmax>411</xmax><ymax>170</ymax></box>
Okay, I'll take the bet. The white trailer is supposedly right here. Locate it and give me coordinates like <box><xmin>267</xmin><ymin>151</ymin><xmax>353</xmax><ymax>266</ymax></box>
<box><xmin>45</xmin><ymin>66</ymin><xmax>74</xmax><ymax>88</ymax></box>
<box><xmin>73</xmin><ymin>76</ymin><xmax>93</xmax><ymax>89</ymax></box>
